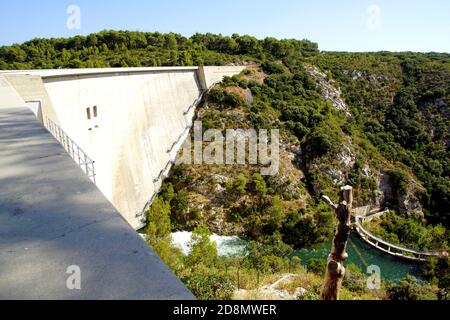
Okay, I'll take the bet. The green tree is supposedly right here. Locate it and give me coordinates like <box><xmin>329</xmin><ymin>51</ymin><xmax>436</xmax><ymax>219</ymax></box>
<box><xmin>227</xmin><ymin>174</ymin><xmax>248</xmax><ymax>196</ymax></box>
<box><xmin>185</xmin><ymin>225</ymin><xmax>218</xmax><ymax>268</ymax></box>
<box><xmin>161</xmin><ymin>182</ymin><xmax>175</xmax><ymax>203</ymax></box>
<box><xmin>145</xmin><ymin>196</ymin><xmax>183</xmax><ymax>271</ymax></box>
<box><xmin>262</xmin><ymin>196</ymin><xmax>285</xmax><ymax>231</ymax></box>
<box><xmin>423</xmin><ymin>256</ymin><xmax>450</xmax><ymax>299</ymax></box>
<box><xmin>151</xmin><ymin>236</ymin><xmax>184</xmax><ymax>272</ymax></box>
<box><xmin>86</xmin><ymin>34</ymin><xmax>98</xmax><ymax>47</ymax></box>
<box><xmin>252</xmin><ymin>173</ymin><xmax>267</xmax><ymax>198</ymax></box>
<box><xmin>145</xmin><ymin>196</ymin><xmax>171</xmax><ymax>242</ymax></box>
<box><xmin>165</xmin><ymin>34</ymin><xmax>178</xmax><ymax>50</ymax></box>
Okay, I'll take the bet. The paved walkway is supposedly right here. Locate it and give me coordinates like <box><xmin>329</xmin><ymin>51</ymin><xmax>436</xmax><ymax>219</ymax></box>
<box><xmin>0</xmin><ymin>107</ymin><xmax>194</xmax><ymax>300</ymax></box>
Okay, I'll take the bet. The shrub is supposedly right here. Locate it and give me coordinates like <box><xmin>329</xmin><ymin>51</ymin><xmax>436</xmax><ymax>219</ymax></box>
<box><xmin>185</xmin><ymin>225</ymin><xmax>218</xmax><ymax>268</ymax></box>
<box><xmin>227</xmin><ymin>174</ymin><xmax>248</xmax><ymax>196</ymax></box>
<box><xmin>298</xmin><ymin>283</ymin><xmax>321</xmax><ymax>300</ymax></box>
<box><xmin>222</xmin><ymin>91</ymin><xmax>245</xmax><ymax>108</ymax></box>
<box><xmin>206</xmin><ymin>87</ymin><xmax>246</xmax><ymax>108</ymax></box>
<box><xmin>343</xmin><ymin>263</ymin><xmax>368</xmax><ymax>294</ymax></box>
<box><xmin>422</xmin><ymin>256</ymin><xmax>450</xmax><ymax>297</ymax></box>
<box><xmin>252</xmin><ymin>173</ymin><xmax>267</xmax><ymax>197</ymax></box>
<box><xmin>306</xmin><ymin>258</ymin><xmax>327</xmax><ymax>276</ymax></box>
<box><xmin>260</xmin><ymin>255</ymin><xmax>288</xmax><ymax>273</ymax></box>
<box><xmin>181</xmin><ymin>271</ymin><xmax>234</xmax><ymax>300</ymax></box>
<box><xmin>387</xmin><ymin>169</ymin><xmax>409</xmax><ymax>194</ymax></box>
<box><xmin>261</xmin><ymin>61</ymin><xmax>285</xmax><ymax>74</ymax></box>
<box><xmin>303</xmin><ymin>130</ymin><xmax>334</xmax><ymax>159</ymax></box>
<box><xmin>387</xmin><ymin>276</ymin><xmax>438</xmax><ymax>300</ymax></box>
<box><xmin>169</xmin><ymin>190</ymin><xmax>193</xmax><ymax>228</ymax></box>
<box><xmin>206</xmin><ymin>87</ymin><xmax>224</xmax><ymax>104</ymax></box>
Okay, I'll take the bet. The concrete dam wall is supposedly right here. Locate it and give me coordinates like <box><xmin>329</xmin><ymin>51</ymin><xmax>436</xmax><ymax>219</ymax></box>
<box><xmin>0</xmin><ymin>66</ymin><xmax>245</xmax><ymax>229</ymax></box>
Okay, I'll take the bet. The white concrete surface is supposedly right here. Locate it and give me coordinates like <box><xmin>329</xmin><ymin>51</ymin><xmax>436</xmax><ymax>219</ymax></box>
<box><xmin>0</xmin><ymin>66</ymin><xmax>245</xmax><ymax>229</ymax></box>
<box><xmin>203</xmin><ymin>66</ymin><xmax>247</xmax><ymax>87</ymax></box>
<box><xmin>0</xmin><ymin>76</ymin><xmax>26</xmax><ymax>108</ymax></box>
<box><xmin>0</xmin><ymin>107</ymin><xmax>195</xmax><ymax>300</ymax></box>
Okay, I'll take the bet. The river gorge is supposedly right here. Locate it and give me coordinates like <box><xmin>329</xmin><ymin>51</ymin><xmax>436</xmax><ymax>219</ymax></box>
<box><xmin>171</xmin><ymin>231</ymin><xmax>423</xmax><ymax>281</ymax></box>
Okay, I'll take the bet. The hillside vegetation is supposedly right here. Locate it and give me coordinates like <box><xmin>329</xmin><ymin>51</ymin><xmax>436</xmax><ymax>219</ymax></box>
<box><xmin>1</xmin><ymin>31</ymin><xmax>448</xmax><ymax>300</ymax></box>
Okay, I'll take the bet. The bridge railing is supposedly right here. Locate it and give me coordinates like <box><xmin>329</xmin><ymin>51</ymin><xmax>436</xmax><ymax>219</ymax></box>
<box><xmin>45</xmin><ymin>117</ymin><xmax>96</xmax><ymax>184</ymax></box>
<box><xmin>354</xmin><ymin>216</ymin><xmax>439</xmax><ymax>261</ymax></box>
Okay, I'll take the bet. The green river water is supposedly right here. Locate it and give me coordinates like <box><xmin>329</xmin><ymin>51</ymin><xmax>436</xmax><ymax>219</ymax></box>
<box><xmin>168</xmin><ymin>231</ymin><xmax>424</xmax><ymax>281</ymax></box>
<box><xmin>293</xmin><ymin>232</ymin><xmax>423</xmax><ymax>281</ymax></box>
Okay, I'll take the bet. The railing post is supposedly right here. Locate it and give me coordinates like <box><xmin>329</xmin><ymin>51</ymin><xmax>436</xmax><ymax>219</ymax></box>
<box><xmin>64</xmin><ymin>133</ymin><xmax>67</xmax><ymax>151</ymax></box>
<box><xmin>92</xmin><ymin>162</ymin><xmax>96</xmax><ymax>184</ymax></box>
<box><xmin>84</xmin><ymin>154</ymin><xmax>88</xmax><ymax>175</ymax></box>
<box><xmin>77</xmin><ymin>145</ymin><xmax>81</xmax><ymax>165</ymax></box>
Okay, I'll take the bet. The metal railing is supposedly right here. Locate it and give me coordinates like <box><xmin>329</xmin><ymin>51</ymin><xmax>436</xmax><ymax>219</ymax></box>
<box><xmin>45</xmin><ymin>117</ymin><xmax>96</xmax><ymax>184</ymax></box>
<box><xmin>354</xmin><ymin>215</ymin><xmax>440</xmax><ymax>261</ymax></box>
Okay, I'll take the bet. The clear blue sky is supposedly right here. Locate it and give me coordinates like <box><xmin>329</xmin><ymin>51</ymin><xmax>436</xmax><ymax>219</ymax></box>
<box><xmin>0</xmin><ymin>0</ymin><xmax>449</xmax><ymax>52</ymax></box>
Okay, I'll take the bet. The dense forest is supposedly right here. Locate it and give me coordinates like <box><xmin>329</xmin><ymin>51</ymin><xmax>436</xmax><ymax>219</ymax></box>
<box><xmin>0</xmin><ymin>30</ymin><xmax>318</xmax><ymax>69</ymax></box>
<box><xmin>1</xmin><ymin>31</ymin><xmax>448</xmax><ymax>300</ymax></box>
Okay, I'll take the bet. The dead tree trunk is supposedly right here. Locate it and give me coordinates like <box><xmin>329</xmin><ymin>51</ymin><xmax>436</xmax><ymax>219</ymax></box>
<box><xmin>320</xmin><ymin>185</ymin><xmax>353</xmax><ymax>300</ymax></box>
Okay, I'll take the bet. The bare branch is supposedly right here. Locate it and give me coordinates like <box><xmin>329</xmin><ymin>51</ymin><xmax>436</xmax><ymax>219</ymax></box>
<box><xmin>321</xmin><ymin>195</ymin><xmax>337</xmax><ymax>211</ymax></box>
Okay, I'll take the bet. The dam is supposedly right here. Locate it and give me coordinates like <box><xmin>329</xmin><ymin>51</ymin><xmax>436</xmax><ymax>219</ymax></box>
<box><xmin>0</xmin><ymin>66</ymin><xmax>245</xmax><ymax>229</ymax></box>
<box><xmin>0</xmin><ymin>66</ymin><xmax>244</xmax><ymax>299</ymax></box>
